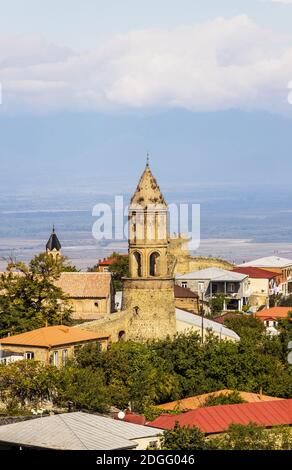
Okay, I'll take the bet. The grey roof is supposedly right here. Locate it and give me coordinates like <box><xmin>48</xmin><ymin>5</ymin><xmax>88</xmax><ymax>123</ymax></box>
<box><xmin>176</xmin><ymin>267</ymin><xmax>247</xmax><ymax>282</ymax></box>
<box><xmin>46</xmin><ymin>227</ymin><xmax>61</xmax><ymax>251</ymax></box>
<box><xmin>0</xmin><ymin>412</ymin><xmax>160</xmax><ymax>450</ymax></box>
<box><xmin>176</xmin><ymin>308</ymin><xmax>240</xmax><ymax>341</ymax></box>
<box><xmin>239</xmin><ymin>256</ymin><xmax>292</xmax><ymax>268</ymax></box>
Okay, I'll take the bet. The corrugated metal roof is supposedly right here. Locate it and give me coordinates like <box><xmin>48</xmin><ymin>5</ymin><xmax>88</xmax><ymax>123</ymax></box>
<box><xmin>149</xmin><ymin>399</ymin><xmax>292</xmax><ymax>434</ymax></box>
<box><xmin>233</xmin><ymin>267</ymin><xmax>279</xmax><ymax>279</ymax></box>
<box><xmin>176</xmin><ymin>308</ymin><xmax>240</xmax><ymax>341</ymax></box>
<box><xmin>0</xmin><ymin>412</ymin><xmax>160</xmax><ymax>450</ymax></box>
<box><xmin>176</xmin><ymin>268</ymin><xmax>247</xmax><ymax>282</ymax></box>
<box><xmin>239</xmin><ymin>256</ymin><xmax>292</xmax><ymax>268</ymax></box>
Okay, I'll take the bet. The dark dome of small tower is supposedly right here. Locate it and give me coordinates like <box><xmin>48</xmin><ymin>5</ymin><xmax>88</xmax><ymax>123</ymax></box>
<box><xmin>46</xmin><ymin>226</ymin><xmax>61</xmax><ymax>251</ymax></box>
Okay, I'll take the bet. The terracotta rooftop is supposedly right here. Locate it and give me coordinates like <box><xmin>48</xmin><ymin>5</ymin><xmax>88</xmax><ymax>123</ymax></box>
<box><xmin>255</xmin><ymin>307</ymin><xmax>292</xmax><ymax>320</ymax></box>
<box><xmin>174</xmin><ymin>284</ymin><xmax>198</xmax><ymax>299</ymax></box>
<box><xmin>149</xmin><ymin>399</ymin><xmax>292</xmax><ymax>434</ymax></box>
<box><xmin>156</xmin><ymin>389</ymin><xmax>282</xmax><ymax>412</ymax></box>
<box><xmin>233</xmin><ymin>266</ymin><xmax>279</xmax><ymax>279</ymax></box>
<box><xmin>55</xmin><ymin>272</ymin><xmax>112</xmax><ymax>298</ymax></box>
<box><xmin>98</xmin><ymin>255</ymin><xmax>128</xmax><ymax>266</ymax></box>
<box><xmin>0</xmin><ymin>325</ymin><xmax>108</xmax><ymax>348</ymax></box>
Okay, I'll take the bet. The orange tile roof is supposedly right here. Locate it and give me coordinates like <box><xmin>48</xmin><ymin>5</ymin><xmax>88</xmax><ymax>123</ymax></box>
<box><xmin>255</xmin><ymin>307</ymin><xmax>292</xmax><ymax>320</ymax></box>
<box><xmin>55</xmin><ymin>272</ymin><xmax>112</xmax><ymax>298</ymax></box>
<box><xmin>156</xmin><ymin>389</ymin><xmax>282</xmax><ymax>412</ymax></box>
<box><xmin>0</xmin><ymin>325</ymin><xmax>108</xmax><ymax>348</ymax></box>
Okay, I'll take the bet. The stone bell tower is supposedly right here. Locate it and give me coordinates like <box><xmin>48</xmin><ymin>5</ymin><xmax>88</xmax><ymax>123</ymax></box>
<box><xmin>122</xmin><ymin>160</ymin><xmax>176</xmax><ymax>341</ymax></box>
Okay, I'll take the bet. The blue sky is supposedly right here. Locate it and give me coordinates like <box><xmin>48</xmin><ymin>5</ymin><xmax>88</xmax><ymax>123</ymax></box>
<box><xmin>1</xmin><ymin>1</ymin><xmax>292</xmax><ymax>49</ymax></box>
<box><xmin>1</xmin><ymin>1</ymin><xmax>292</xmax><ymax>193</ymax></box>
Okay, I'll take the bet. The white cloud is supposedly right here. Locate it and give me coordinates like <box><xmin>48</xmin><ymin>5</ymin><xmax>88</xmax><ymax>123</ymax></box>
<box><xmin>1</xmin><ymin>15</ymin><xmax>292</xmax><ymax>115</ymax></box>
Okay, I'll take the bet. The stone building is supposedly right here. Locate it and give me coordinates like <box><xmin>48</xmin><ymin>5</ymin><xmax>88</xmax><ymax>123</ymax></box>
<box><xmin>0</xmin><ymin>325</ymin><xmax>109</xmax><ymax>367</ymax></box>
<box><xmin>80</xmin><ymin>162</ymin><xmax>177</xmax><ymax>342</ymax></box>
<box><xmin>55</xmin><ymin>272</ymin><xmax>114</xmax><ymax>321</ymax></box>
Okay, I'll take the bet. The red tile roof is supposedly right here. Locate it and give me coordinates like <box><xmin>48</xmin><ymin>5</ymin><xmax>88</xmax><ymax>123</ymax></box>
<box><xmin>148</xmin><ymin>399</ymin><xmax>292</xmax><ymax>434</ymax></box>
<box><xmin>233</xmin><ymin>267</ymin><xmax>279</xmax><ymax>279</ymax></box>
<box><xmin>255</xmin><ymin>307</ymin><xmax>292</xmax><ymax>320</ymax></box>
<box><xmin>98</xmin><ymin>255</ymin><xmax>128</xmax><ymax>266</ymax></box>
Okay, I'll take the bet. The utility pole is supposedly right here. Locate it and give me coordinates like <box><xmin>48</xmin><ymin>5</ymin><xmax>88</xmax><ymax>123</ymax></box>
<box><xmin>200</xmin><ymin>289</ymin><xmax>205</xmax><ymax>344</ymax></box>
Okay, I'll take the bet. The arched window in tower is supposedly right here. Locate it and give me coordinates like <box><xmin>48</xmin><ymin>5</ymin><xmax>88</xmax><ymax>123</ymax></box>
<box><xmin>150</xmin><ymin>252</ymin><xmax>160</xmax><ymax>277</ymax></box>
<box><xmin>133</xmin><ymin>251</ymin><xmax>142</xmax><ymax>277</ymax></box>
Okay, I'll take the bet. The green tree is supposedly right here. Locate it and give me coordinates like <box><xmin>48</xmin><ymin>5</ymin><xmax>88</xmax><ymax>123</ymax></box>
<box><xmin>0</xmin><ymin>360</ymin><xmax>61</xmax><ymax>409</ymax></box>
<box><xmin>108</xmin><ymin>253</ymin><xmax>129</xmax><ymax>291</ymax></box>
<box><xmin>60</xmin><ymin>365</ymin><xmax>109</xmax><ymax>413</ymax></box>
<box><xmin>201</xmin><ymin>390</ymin><xmax>246</xmax><ymax>407</ymax></box>
<box><xmin>0</xmin><ymin>253</ymin><xmax>72</xmax><ymax>336</ymax></box>
<box><xmin>224</xmin><ymin>316</ymin><xmax>265</xmax><ymax>343</ymax></box>
<box><xmin>209</xmin><ymin>295</ymin><xmax>226</xmax><ymax>316</ymax></box>
<box><xmin>161</xmin><ymin>423</ymin><xmax>207</xmax><ymax>450</ymax></box>
<box><xmin>208</xmin><ymin>423</ymin><xmax>291</xmax><ymax>450</ymax></box>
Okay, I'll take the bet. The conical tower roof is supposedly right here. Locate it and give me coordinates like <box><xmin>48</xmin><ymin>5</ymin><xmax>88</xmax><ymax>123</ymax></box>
<box><xmin>130</xmin><ymin>162</ymin><xmax>167</xmax><ymax>209</ymax></box>
<box><xmin>46</xmin><ymin>226</ymin><xmax>61</xmax><ymax>251</ymax></box>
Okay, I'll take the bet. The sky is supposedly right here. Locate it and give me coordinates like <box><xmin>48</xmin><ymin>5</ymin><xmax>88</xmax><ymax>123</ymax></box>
<box><xmin>1</xmin><ymin>0</ymin><xmax>292</xmax><ymax>194</ymax></box>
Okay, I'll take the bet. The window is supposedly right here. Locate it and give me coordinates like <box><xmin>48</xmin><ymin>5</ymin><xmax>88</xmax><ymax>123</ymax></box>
<box><xmin>150</xmin><ymin>252</ymin><xmax>160</xmax><ymax>277</ymax></box>
<box><xmin>62</xmin><ymin>349</ymin><xmax>68</xmax><ymax>366</ymax></box>
<box><xmin>198</xmin><ymin>282</ymin><xmax>205</xmax><ymax>293</ymax></box>
<box><xmin>118</xmin><ymin>331</ymin><xmax>126</xmax><ymax>342</ymax></box>
<box><xmin>25</xmin><ymin>351</ymin><xmax>34</xmax><ymax>360</ymax></box>
<box><xmin>133</xmin><ymin>251</ymin><xmax>142</xmax><ymax>277</ymax></box>
<box><xmin>228</xmin><ymin>283</ymin><xmax>235</xmax><ymax>293</ymax></box>
<box><xmin>182</xmin><ymin>281</ymin><xmax>188</xmax><ymax>288</ymax></box>
<box><xmin>52</xmin><ymin>351</ymin><xmax>58</xmax><ymax>367</ymax></box>
<box><xmin>94</xmin><ymin>301</ymin><xmax>99</xmax><ymax>308</ymax></box>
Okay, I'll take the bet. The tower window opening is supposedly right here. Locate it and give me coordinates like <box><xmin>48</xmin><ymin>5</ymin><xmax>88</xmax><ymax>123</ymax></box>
<box><xmin>133</xmin><ymin>251</ymin><xmax>142</xmax><ymax>277</ymax></box>
<box><xmin>150</xmin><ymin>252</ymin><xmax>160</xmax><ymax>277</ymax></box>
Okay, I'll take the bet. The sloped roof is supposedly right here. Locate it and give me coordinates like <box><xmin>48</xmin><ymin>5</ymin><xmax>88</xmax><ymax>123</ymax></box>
<box><xmin>175</xmin><ymin>308</ymin><xmax>240</xmax><ymax>341</ymax></box>
<box><xmin>239</xmin><ymin>256</ymin><xmax>292</xmax><ymax>268</ymax></box>
<box><xmin>46</xmin><ymin>227</ymin><xmax>61</xmax><ymax>251</ymax></box>
<box><xmin>233</xmin><ymin>267</ymin><xmax>279</xmax><ymax>279</ymax></box>
<box><xmin>55</xmin><ymin>272</ymin><xmax>112</xmax><ymax>298</ymax></box>
<box><xmin>0</xmin><ymin>325</ymin><xmax>108</xmax><ymax>348</ymax></box>
<box><xmin>213</xmin><ymin>313</ymin><xmax>241</xmax><ymax>325</ymax></box>
<box><xmin>156</xmin><ymin>389</ymin><xmax>282</xmax><ymax>412</ymax></box>
<box><xmin>0</xmin><ymin>412</ymin><xmax>160</xmax><ymax>450</ymax></box>
<box><xmin>176</xmin><ymin>267</ymin><xmax>247</xmax><ymax>282</ymax></box>
<box><xmin>149</xmin><ymin>399</ymin><xmax>292</xmax><ymax>434</ymax></box>
<box><xmin>130</xmin><ymin>163</ymin><xmax>167</xmax><ymax>209</ymax></box>
<box><xmin>255</xmin><ymin>307</ymin><xmax>292</xmax><ymax>320</ymax></box>
<box><xmin>174</xmin><ymin>284</ymin><xmax>198</xmax><ymax>299</ymax></box>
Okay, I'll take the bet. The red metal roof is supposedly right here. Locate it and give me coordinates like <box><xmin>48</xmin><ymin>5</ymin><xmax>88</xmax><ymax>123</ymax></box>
<box><xmin>233</xmin><ymin>267</ymin><xmax>279</xmax><ymax>279</ymax></box>
<box><xmin>148</xmin><ymin>399</ymin><xmax>292</xmax><ymax>434</ymax></box>
<box><xmin>114</xmin><ymin>412</ymin><xmax>146</xmax><ymax>425</ymax></box>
